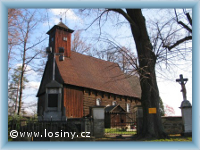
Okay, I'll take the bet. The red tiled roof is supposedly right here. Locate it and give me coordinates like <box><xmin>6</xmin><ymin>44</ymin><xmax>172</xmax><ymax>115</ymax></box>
<box><xmin>55</xmin><ymin>51</ymin><xmax>140</xmax><ymax>98</ymax></box>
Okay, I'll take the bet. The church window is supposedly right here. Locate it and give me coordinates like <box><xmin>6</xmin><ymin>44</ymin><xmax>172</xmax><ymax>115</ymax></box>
<box><xmin>63</xmin><ymin>37</ymin><xmax>67</xmax><ymax>41</ymax></box>
<box><xmin>96</xmin><ymin>98</ymin><xmax>101</xmax><ymax>106</ymax></box>
<box><xmin>127</xmin><ymin>103</ymin><xmax>130</xmax><ymax>112</ymax></box>
<box><xmin>48</xmin><ymin>94</ymin><xmax>58</xmax><ymax>107</ymax></box>
<box><xmin>112</xmin><ymin>101</ymin><xmax>117</xmax><ymax>106</ymax></box>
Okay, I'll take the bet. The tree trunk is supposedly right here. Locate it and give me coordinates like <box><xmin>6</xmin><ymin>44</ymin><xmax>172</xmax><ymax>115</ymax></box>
<box><xmin>15</xmin><ymin>80</ymin><xmax>20</xmax><ymax>113</ymax></box>
<box><xmin>17</xmin><ymin>38</ymin><xmax>27</xmax><ymax>115</ymax></box>
<box><xmin>126</xmin><ymin>9</ymin><xmax>167</xmax><ymax>138</ymax></box>
<box><xmin>17</xmin><ymin>51</ymin><xmax>25</xmax><ymax>115</ymax></box>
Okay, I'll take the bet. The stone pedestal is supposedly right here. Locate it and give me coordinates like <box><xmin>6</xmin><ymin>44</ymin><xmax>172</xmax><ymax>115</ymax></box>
<box><xmin>84</xmin><ymin>118</ymin><xmax>92</xmax><ymax>134</ymax></box>
<box><xmin>180</xmin><ymin>100</ymin><xmax>192</xmax><ymax>136</ymax></box>
<box><xmin>43</xmin><ymin>111</ymin><xmax>62</xmax><ymax>121</ymax></box>
<box><xmin>90</xmin><ymin>106</ymin><xmax>105</xmax><ymax>138</ymax></box>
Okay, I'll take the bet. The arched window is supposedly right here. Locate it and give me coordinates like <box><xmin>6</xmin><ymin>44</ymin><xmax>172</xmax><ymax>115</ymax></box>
<box><xmin>96</xmin><ymin>98</ymin><xmax>101</xmax><ymax>106</ymax></box>
<box><xmin>127</xmin><ymin>103</ymin><xmax>130</xmax><ymax>112</ymax></box>
<box><xmin>112</xmin><ymin>101</ymin><xmax>117</xmax><ymax>106</ymax></box>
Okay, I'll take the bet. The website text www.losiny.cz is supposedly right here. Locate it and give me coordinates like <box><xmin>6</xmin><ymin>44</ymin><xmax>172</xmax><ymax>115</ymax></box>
<box><xmin>10</xmin><ymin>129</ymin><xmax>90</xmax><ymax>139</ymax></box>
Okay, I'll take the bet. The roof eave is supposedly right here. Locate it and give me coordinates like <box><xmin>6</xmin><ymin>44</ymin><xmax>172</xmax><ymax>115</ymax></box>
<box><xmin>46</xmin><ymin>25</ymin><xmax>74</xmax><ymax>35</ymax></box>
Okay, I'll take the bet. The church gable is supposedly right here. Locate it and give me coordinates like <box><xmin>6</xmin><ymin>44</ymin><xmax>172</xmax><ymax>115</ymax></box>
<box><xmin>105</xmin><ymin>105</ymin><xmax>126</xmax><ymax>113</ymax></box>
<box><xmin>36</xmin><ymin>55</ymin><xmax>64</xmax><ymax>97</ymax></box>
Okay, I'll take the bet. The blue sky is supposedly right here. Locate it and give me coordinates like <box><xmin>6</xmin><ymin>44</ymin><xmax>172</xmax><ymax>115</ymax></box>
<box><xmin>9</xmin><ymin>8</ymin><xmax>192</xmax><ymax>116</ymax></box>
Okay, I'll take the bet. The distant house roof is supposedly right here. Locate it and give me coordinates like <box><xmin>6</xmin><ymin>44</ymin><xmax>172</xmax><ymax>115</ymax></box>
<box><xmin>105</xmin><ymin>105</ymin><xmax>126</xmax><ymax>113</ymax></box>
<box><xmin>37</xmin><ymin>51</ymin><xmax>141</xmax><ymax>99</ymax></box>
<box><xmin>56</xmin><ymin>52</ymin><xmax>140</xmax><ymax>98</ymax></box>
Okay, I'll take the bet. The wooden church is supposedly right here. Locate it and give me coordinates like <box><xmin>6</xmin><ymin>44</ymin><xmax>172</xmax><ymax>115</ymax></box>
<box><xmin>36</xmin><ymin>21</ymin><xmax>141</xmax><ymax>121</ymax></box>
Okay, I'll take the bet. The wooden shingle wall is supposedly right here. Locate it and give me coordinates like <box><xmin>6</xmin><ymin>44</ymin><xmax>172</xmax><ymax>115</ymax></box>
<box><xmin>83</xmin><ymin>88</ymin><xmax>140</xmax><ymax>117</ymax></box>
<box><xmin>63</xmin><ymin>85</ymin><xmax>84</xmax><ymax>118</ymax></box>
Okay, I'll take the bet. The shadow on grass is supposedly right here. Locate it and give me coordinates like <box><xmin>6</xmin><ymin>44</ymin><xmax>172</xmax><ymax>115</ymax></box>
<box><xmin>96</xmin><ymin>134</ymin><xmax>192</xmax><ymax>141</ymax></box>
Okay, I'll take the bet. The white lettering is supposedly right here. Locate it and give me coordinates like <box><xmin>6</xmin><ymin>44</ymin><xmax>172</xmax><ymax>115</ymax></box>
<box><xmin>55</xmin><ymin>132</ymin><xmax>59</xmax><ymax>137</ymax></box>
<box><xmin>70</xmin><ymin>132</ymin><xmax>76</xmax><ymax>139</ymax></box>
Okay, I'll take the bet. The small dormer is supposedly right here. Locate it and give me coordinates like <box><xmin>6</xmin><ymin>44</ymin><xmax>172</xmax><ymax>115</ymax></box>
<box><xmin>46</xmin><ymin>19</ymin><xmax>74</xmax><ymax>58</ymax></box>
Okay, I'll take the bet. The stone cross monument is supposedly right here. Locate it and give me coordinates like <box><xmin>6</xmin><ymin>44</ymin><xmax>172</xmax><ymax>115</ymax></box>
<box><xmin>176</xmin><ymin>74</ymin><xmax>188</xmax><ymax>101</ymax></box>
<box><xmin>176</xmin><ymin>74</ymin><xmax>192</xmax><ymax>136</ymax></box>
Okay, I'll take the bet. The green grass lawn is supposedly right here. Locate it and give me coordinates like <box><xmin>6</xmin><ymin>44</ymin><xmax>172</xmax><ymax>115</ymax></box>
<box><xmin>105</xmin><ymin>128</ymin><xmax>137</xmax><ymax>135</ymax></box>
<box><xmin>148</xmin><ymin>137</ymin><xmax>192</xmax><ymax>141</ymax></box>
<box><xmin>148</xmin><ymin>134</ymin><xmax>192</xmax><ymax>142</ymax></box>
<box><xmin>103</xmin><ymin>129</ymin><xmax>192</xmax><ymax>141</ymax></box>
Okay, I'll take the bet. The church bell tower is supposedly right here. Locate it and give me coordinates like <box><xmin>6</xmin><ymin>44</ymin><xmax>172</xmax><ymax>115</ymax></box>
<box><xmin>38</xmin><ymin>20</ymin><xmax>74</xmax><ymax>121</ymax></box>
<box><xmin>46</xmin><ymin>19</ymin><xmax>74</xmax><ymax>58</ymax></box>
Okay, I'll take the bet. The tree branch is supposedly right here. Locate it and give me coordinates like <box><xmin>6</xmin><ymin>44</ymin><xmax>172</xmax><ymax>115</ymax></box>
<box><xmin>108</xmin><ymin>9</ymin><xmax>137</xmax><ymax>30</ymax></box>
<box><xmin>186</xmin><ymin>13</ymin><xmax>192</xmax><ymax>26</ymax></box>
<box><xmin>163</xmin><ymin>36</ymin><xmax>192</xmax><ymax>50</ymax></box>
<box><xmin>174</xmin><ymin>9</ymin><xmax>192</xmax><ymax>33</ymax></box>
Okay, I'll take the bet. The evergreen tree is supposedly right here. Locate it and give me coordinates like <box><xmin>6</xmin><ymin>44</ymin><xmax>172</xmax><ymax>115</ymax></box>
<box><xmin>159</xmin><ymin>97</ymin><xmax>165</xmax><ymax>116</ymax></box>
<box><xmin>8</xmin><ymin>66</ymin><xmax>28</xmax><ymax>115</ymax></box>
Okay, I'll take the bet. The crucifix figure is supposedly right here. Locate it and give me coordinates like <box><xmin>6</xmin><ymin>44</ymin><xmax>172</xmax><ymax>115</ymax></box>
<box><xmin>176</xmin><ymin>74</ymin><xmax>188</xmax><ymax>101</ymax></box>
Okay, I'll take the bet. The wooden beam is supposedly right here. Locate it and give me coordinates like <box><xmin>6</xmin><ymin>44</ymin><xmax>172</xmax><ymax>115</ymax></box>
<box><xmin>108</xmin><ymin>93</ymin><xmax>110</xmax><ymax>99</ymax></box>
<box><xmin>102</xmin><ymin>92</ymin><xmax>104</xmax><ymax>98</ymax></box>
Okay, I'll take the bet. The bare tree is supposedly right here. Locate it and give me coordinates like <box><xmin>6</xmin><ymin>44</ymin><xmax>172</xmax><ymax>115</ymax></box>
<box><xmin>71</xmin><ymin>30</ymin><xmax>92</xmax><ymax>54</ymax></box>
<box><xmin>148</xmin><ymin>9</ymin><xmax>192</xmax><ymax>67</ymax></box>
<box><xmin>93</xmin><ymin>43</ymin><xmax>138</xmax><ymax>75</ymax></box>
<box><xmin>163</xmin><ymin>9</ymin><xmax>192</xmax><ymax>51</ymax></box>
<box><xmin>8</xmin><ymin>9</ymin><xmax>47</xmax><ymax>115</ymax></box>
<box><xmin>8</xmin><ymin>9</ymin><xmax>22</xmax><ymax>71</ymax></box>
<box><xmin>164</xmin><ymin>104</ymin><xmax>175</xmax><ymax>116</ymax></box>
<box><xmin>80</xmin><ymin>8</ymin><xmax>192</xmax><ymax>139</ymax></box>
